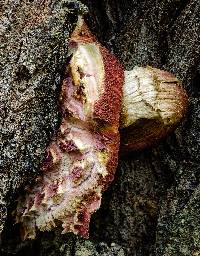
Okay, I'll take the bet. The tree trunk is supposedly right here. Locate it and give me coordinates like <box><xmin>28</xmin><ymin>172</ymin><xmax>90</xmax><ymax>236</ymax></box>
<box><xmin>1</xmin><ymin>0</ymin><xmax>199</xmax><ymax>255</ymax></box>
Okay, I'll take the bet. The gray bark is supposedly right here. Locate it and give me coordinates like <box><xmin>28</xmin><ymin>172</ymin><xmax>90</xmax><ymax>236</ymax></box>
<box><xmin>1</xmin><ymin>0</ymin><xmax>200</xmax><ymax>255</ymax></box>
<box><xmin>0</xmin><ymin>0</ymin><xmax>86</xmax><ymax>233</ymax></box>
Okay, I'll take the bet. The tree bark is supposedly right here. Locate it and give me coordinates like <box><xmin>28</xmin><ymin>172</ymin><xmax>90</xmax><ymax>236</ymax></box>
<box><xmin>1</xmin><ymin>0</ymin><xmax>200</xmax><ymax>255</ymax></box>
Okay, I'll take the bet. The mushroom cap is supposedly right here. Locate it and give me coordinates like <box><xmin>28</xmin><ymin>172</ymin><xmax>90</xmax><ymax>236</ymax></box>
<box><xmin>120</xmin><ymin>66</ymin><xmax>188</xmax><ymax>152</ymax></box>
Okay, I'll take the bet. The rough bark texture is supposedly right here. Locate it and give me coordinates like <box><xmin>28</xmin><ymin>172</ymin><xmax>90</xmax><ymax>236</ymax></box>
<box><xmin>1</xmin><ymin>0</ymin><xmax>200</xmax><ymax>256</ymax></box>
<box><xmin>0</xmin><ymin>0</ymin><xmax>86</xmax><ymax>236</ymax></box>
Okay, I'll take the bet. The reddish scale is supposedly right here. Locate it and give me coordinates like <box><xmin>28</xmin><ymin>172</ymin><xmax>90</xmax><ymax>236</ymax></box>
<box><xmin>58</xmin><ymin>139</ymin><xmax>78</xmax><ymax>152</ymax></box>
<box><xmin>70</xmin><ymin>167</ymin><xmax>83</xmax><ymax>183</ymax></box>
<box><xmin>93</xmin><ymin>45</ymin><xmax>124</xmax><ymax>129</ymax></box>
<box><xmin>41</xmin><ymin>143</ymin><xmax>61</xmax><ymax>172</ymax></box>
<box><xmin>74</xmin><ymin>224</ymin><xmax>89</xmax><ymax>238</ymax></box>
<box><xmin>74</xmin><ymin>209</ymin><xmax>91</xmax><ymax>237</ymax></box>
<box><xmin>73</xmin><ymin>84</ymin><xmax>85</xmax><ymax>102</ymax></box>
<box><xmin>60</xmin><ymin>126</ymin><xmax>71</xmax><ymax>136</ymax></box>
<box><xmin>77</xmin><ymin>211</ymin><xmax>89</xmax><ymax>223</ymax></box>
<box><xmin>34</xmin><ymin>193</ymin><xmax>45</xmax><ymax>208</ymax></box>
<box><xmin>46</xmin><ymin>183</ymin><xmax>58</xmax><ymax>198</ymax></box>
<box><xmin>60</xmin><ymin>108</ymin><xmax>72</xmax><ymax>120</ymax></box>
<box><xmin>41</xmin><ymin>150</ymin><xmax>53</xmax><ymax>171</ymax></box>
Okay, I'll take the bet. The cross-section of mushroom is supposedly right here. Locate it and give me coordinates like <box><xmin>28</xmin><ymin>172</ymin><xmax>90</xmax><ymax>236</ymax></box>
<box><xmin>15</xmin><ymin>17</ymin><xmax>124</xmax><ymax>240</ymax></box>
